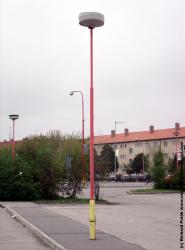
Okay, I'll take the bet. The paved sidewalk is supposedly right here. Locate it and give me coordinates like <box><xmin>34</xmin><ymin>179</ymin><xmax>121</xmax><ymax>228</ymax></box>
<box><xmin>0</xmin><ymin>206</ymin><xmax>51</xmax><ymax>250</ymax></box>
<box><xmin>1</xmin><ymin>202</ymin><xmax>146</xmax><ymax>250</ymax></box>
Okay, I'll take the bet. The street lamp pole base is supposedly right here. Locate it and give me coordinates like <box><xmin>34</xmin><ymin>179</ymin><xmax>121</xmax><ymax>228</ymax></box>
<box><xmin>89</xmin><ymin>199</ymin><xmax>96</xmax><ymax>240</ymax></box>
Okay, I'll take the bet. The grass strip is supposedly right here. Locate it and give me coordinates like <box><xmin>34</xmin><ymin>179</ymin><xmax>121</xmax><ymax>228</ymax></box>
<box><xmin>128</xmin><ymin>188</ymin><xmax>180</xmax><ymax>194</ymax></box>
<box><xmin>36</xmin><ymin>197</ymin><xmax>113</xmax><ymax>204</ymax></box>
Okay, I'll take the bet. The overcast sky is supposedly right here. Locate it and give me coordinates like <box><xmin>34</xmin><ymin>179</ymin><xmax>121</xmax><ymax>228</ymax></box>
<box><xmin>0</xmin><ymin>0</ymin><xmax>184</xmax><ymax>141</ymax></box>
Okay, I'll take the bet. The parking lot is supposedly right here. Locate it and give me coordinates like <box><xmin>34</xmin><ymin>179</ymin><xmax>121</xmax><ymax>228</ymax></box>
<box><xmin>43</xmin><ymin>182</ymin><xmax>180</xmax><ymax>250</ymax></box>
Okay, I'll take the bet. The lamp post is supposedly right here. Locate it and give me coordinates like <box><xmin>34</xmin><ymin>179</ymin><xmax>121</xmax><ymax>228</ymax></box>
<box><xmin>70</xmin><ymin>90</ymin><xmax>85</xmax><ymax>186</ymax></box>
<box><xmin>79</xmin><ymin>12</ymin><xmax>104</xmax><ymax>240</ymax></box>
<box><xmin>174</xmin><ymin>131</ymin><xmax>180</xmax><ymax>169</ymax></box>
<box><xmin>142</xmin><ymin>145</ymin><xmax>145</xmax><ymax>174</ymax></box>
<box><xmin>114</xmin><ymin>121</ymin><xmax>126</xmax><ymax>178</ymax></box>
<box><xmin>9</xmin><ymin>114</ymin><xmax>19</xmax><ymax>159</ymax></box>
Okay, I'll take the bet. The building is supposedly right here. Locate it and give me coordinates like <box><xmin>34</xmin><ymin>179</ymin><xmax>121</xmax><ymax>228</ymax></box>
<box><xmin>94</xmin><ymin>123</ymin><xmax>185</xmax><ymax>172</ymax></box>
<box><xmin>0</xmin><ymin>140</ymin><xmax>21</xmax><ymax>149</ymax></box>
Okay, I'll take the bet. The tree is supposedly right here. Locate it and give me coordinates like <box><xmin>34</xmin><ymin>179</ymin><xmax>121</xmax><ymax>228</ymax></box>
<box><xmin>151</xmin><ymin>150</ymin><xmax>166</xmax><ymax>189</ymax></box>
<box><xmin>59</xmin><ymin>134</ymin><xmax>84</xmax><ymax>198</ymax></box>
<box><xmin>99</xmin><ymin>144</ymin><xmax>119</xmax><ymax>173</ymax></box>
<box><xmin>167</xmin><ymin>156</ymin><xmax>176</xmax><ymax>174</ymax></box>
<box><xmin>131</xmin><ymin>153</ymin><xmax>149</xmax><ymax>174</ymax></box>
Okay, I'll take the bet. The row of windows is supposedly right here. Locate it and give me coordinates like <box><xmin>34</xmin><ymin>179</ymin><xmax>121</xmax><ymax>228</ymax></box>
<box><xmin>120</xmin><ymin>154</ymin><xmax>150</xmax><ymax>160</ymax></box>
<box><xmin>120</xmin><ymin>155</ymin><xmax>127</xmax><ymax>159</ymax></box>
<box><xmin>116</xmin><ymin>140</ymin><xmax>182</xmax><ymax>149</ymax></box>
<box><xmin>119</xmin><ymin>152</ymin><xmax>177</xmax><ymax>161</ymax></box>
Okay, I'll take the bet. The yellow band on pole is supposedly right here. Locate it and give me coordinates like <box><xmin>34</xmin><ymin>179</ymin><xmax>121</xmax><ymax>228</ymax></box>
<box><xmin>89</xmin><ymin>199</ymin><xmax>96</xmax><ymax>240</ymax></box>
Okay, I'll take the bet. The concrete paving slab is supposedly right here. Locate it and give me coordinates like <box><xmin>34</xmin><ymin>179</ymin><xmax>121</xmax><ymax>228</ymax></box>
<box><xmin>49</xmin><ymin>233</ymin><xmax>144</xmax><ymax>250</ymax></box>
<box><xmin>10</xmin><ymin>206</ymin><xmax>59</xmax><ymax>217</ymax></box>
<box><xmin>20</xmin><ymin>216</ymin><xmax>102</xmax><ymax>234</ymax></box>
<box><xmin>1</xmin><ymin>202</ymin><xmax>146</xmax><ymax>250</ymax></box>
<box><xmin>44</xmin><ymin>183</ymin><xmax>180</xmax><ymax>250</ymax></box>
<box><xmin>0</xmin><ymin>207</ymin><xmax>51</xmax><ymax>250</ymax></box>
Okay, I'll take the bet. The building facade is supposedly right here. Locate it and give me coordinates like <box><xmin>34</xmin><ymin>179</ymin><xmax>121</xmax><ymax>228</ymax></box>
<box><xmin>94</xmin><ymin>123</ymin><xmax>185</xmax><ymax>172</ymax></box>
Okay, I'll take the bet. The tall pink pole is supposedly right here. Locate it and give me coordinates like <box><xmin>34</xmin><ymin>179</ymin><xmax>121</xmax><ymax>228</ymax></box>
<box><xmin>12</xmin><ymin>120</ymin><xmax>15</xmax><ymax>160</ymax></box>
<box><xmin>90</xmin><ymin>27</ymin><xmax>94</xmax><ymax>200</ymax></box>
<box><xmin>81</xmin><ymin>92</ymin><xmax>85</xmax><ymax>184</ymax></box>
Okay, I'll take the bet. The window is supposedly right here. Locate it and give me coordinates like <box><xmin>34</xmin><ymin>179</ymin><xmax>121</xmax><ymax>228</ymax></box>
<box><xmin>121</xmin><ymin>155</ymin><xmax>125</xmax><ymax>160</ymax></box>
<box><xmin>154</xmin><ymin>142</ymin><xmax>158</xmax><ymax>148</ymax></box>
<box><xmin>135</xmin><ymin>142</ymin><xmax>142</xmax><ymax>147</ymax></box>
<box><xmin>163</xmin><ymin>141</ymin><xmax>168</xmax><ymax>147</ymax></box>
<box><xmin>164</xmin><ymin>153</ymin><xmax>168</xmax><ymax>158</ymax></box>
<box><xmin>145</xmin><ymin>143</ymin><xmax>149</xmax><ymax>148</ymax></box>
<box><xmin>129</xmin><ymin>148</ymin><xmax>133</xmax><ymax>154</ymax></box>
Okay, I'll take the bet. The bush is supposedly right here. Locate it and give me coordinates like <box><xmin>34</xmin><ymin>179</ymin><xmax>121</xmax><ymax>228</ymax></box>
<box><xmin>0</xmin><ymin>148</ymin><xmax>40</xmax><ymax>201</ymax></box>
<box><xmin>165</xmin><ymin>162</ymin><xmax>185</xmax><ymax>190</ymax></box>
<box><xmin>17</xmin><ymin>133</ymin><xmax>63</xmax><ymax>199</ymax></box>
<box><xmin>0</xmin><ymin>131</ymin><xmax>87</xmax><ymax>201</ymax></box>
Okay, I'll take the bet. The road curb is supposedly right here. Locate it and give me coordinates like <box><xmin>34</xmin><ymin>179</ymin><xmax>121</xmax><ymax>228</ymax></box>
<box><xmin>0</xmin><ymin>202</ymin><xmax>67</xmax><ymax>250</ymax></box>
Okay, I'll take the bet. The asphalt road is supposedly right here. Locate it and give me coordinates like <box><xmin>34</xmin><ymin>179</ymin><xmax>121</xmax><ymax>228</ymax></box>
<box><xmin>43</xmin><ymin>182</ymin><xmax>180</xmax><ymax>250</ymax></box>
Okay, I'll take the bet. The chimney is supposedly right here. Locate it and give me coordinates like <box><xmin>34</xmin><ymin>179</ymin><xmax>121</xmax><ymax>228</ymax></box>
<box><xmin>149</xmin><ymin>125</ymin><xmax>154</xmax><ymax>134</ymax></box>
<box><xmin>111</xmin><ymin>130</ymin><xmax>115</xmax><ymax>137</ymax></box>
<box><xmin>175</xmin><ymin>122</ymin><xmax>180</xmax><ymax>132</ymax></box>
<box><xmin>124</xmin><ymin>128</ymin><xmax>129</xmax><ymax>136</ymax></box>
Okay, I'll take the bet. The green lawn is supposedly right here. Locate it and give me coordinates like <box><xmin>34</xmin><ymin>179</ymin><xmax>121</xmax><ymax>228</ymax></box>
<box><xmin>36</xmin><ymin>197</ymin><xmax>112</xmax><ymax>204</ymax></box>
<box><xmin>128</xmin><ymin>188</ymin><xmax>180</xmax><ymax>194</ymax></box>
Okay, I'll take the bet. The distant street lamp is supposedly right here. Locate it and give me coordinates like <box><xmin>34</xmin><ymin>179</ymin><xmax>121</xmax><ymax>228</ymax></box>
<box><xmin>79</xmin><ymin>12</ymin><xmax>104</xmax><ymax>240</ymax></box>
<box><xmin>114</xmin><ymin>121</ymin><xmax>126</xmax><ymax>178</ymax></box>
<box><xmin>9</xmin><ymin>114</ymin><xmax>19</xmax><ymax>159</ymax></box>
<box><xmin>174</xmin><ymin>131</ymin><xmax>180</xmax><ymax>169</ymax></box>
<box><xmin>70</xmin><ymin>90</ymin><xmax>85</xmax><ymax>186</ymax></box>
<box><xmin>142</xmin><ymin>146</ymin><xmax>145</xmax><ymax>174</ymax></box>
<box><xmin>174</xmin><ymin>123</ymin><xmax>180</xmax><ymax>169</ymax></box>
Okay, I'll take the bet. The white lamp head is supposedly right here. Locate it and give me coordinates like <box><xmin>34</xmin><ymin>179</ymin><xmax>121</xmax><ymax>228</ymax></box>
<box><xmin>79</xmin><ymin>12</ymin><xmax>104</xmax><ymax>28</ymax></box>
<box><xmin>9</xmin><ymin>114</ymin><xmax>19</xmax><ymax>121</ymax></box>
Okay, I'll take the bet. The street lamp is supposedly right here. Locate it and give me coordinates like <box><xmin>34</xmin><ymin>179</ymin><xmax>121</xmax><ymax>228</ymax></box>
<box><xmin>70</xmin><ymin>90</ymin><xmax>85</xmax><ymax>186</ymax></box>
<box><xmin>142</xmin><ymin>145</ymin><xmax>145</xmax><ymax>174</ymax></box>
<box><xmin>114</xmin><ymin>121</ymin><xmax>126</xmax><ymax>178</ymax></box>
<box><xmin>79</xmin><ymin>12</ymin><xmax>104</xmax><ymax>240</ymax></box>
<box><xmin>9</xmin><ymin>114</ymin><xmax>19</xmax><ymax>159</ymax></box>
<box><xmin>174</xmin><ymin>131</ymin><xmax>180</xmax><ymax>169</ymax></box>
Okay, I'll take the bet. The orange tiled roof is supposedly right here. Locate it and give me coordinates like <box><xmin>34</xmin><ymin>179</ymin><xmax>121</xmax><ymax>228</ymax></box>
<box><xmin>94</xmin><ymin>127</ymin><xmax>185</xmax><ymax>145</ymax></box>
<box><xmin>0</xmin><ymin>140</ymin><xmax>21</xmax><ymax>148</ymax></box>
